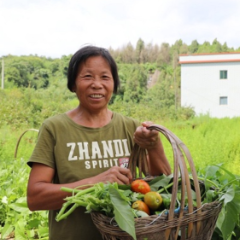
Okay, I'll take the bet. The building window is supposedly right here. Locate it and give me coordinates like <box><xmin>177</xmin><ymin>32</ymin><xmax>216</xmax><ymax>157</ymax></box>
<box><xmin>220</xmin><ymin>70</ymin><xmax>227</xmax><ymax>79</ymax></box>
<box><xmin>220</xmin><ymin>96</ymin><xmax>228</xmax><ymax>105</ymax></box>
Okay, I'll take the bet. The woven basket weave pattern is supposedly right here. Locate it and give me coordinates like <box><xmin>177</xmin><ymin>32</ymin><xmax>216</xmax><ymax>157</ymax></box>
<box><xmin>91</xmin><ymin>125</ymin><xmax>222</xmax><ymax>240</ymax></box>
<box><xmin>91</xmin><ymin>201</ymin><xmax>221</xmax><ymax>240</ymax></box>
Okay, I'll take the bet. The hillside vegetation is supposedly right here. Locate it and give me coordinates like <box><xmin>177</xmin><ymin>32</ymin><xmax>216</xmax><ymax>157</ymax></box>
<box><xmin>1</xmin><ymin>38</ymin><xmax>240</xmax><ymax>170</ymax></box>
<box><xmin>1</xmin><ymin>38</ymin><xmax>240</xmax><ymax>239</ymax></box>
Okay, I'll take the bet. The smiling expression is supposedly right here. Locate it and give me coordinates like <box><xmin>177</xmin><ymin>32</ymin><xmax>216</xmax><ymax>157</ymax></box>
<box><xmin>74</xmin><ymin>56</ymin><xmax>114</xmax><ymax>112</ymax></box>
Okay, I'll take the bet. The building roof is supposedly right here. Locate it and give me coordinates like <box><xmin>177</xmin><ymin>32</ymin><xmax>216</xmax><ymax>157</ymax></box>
<box><xmin>179</xmin><ymin>52</ymin><xmax>240</xmax><ymax>64</ymax></box>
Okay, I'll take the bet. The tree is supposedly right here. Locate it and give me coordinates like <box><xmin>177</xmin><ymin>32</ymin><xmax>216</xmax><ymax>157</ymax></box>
<box><xmin>5</xmin><ymin>66</ymin><xmax>23</xmax><ymax>87</ymax></box>
<box><xmin>123</xmin><ymin>65</ymin><xmax>147</xmax><ymax>103</ymax></box>
<box><xmin>189</xmin><ymin>40</ymin><xmax>199</xmax><ymax>53</ymax></box>
<box><xmin>112</xmin><ymin>63</ymin><xmax>132</xmax><ymax>102</ymax></box>
<box><xmin>135</xmin><ymin>38</ymin><xmax>145</xmax><ymax>63</ymax></box>
<box><xmin>142</xmin><ymin>43</ymin><xmax>160</xmax><ymax>63</ymax></box>
<box><xmin>121</xmin><ymin>43</ymin><xmax>135</xmax><ymax>63</ymax></box>
<box><xmin>222</xmin><ymin>42</ymin><xmax>229</xmax><ymax>52</ymax></box>
<box><xmin>197</xmin><ymin>41</ymin><xmax>211</xmax><ymax>53</ymax></box>
<box><xmin>5</xmin><ymin>61</ymin><xmax>30</xmax><ymax>87</ymax></box>
<box><xmin>179</xmin><ymin>43</ymin><xmax>188</xmax><ymax>54</ymax></box>
<box><xmin>211</xmin><ymin>38</ymin><xmax>222</xmax><ymax>52</ymax></box>
<box><xmin>143</xmin><ymin>77</ymin><xmax>175</xmax><ymax>110</ymax></box>
<box><xmin>171</xmin><ymin>39</ymin><xmax>183</xmax><ymax>55</ymax></box>
<box><xmin>157</xmin><ymin>43</ymin><xmax>170</xmax><ymax>66</ymax></box>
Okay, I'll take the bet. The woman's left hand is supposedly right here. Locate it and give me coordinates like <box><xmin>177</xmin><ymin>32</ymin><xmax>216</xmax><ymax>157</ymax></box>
<box><xmin>133</xmin><ymin>121</ymin><xmax>160</xmax><ymax>150</ymax></box>
<box><xmin>133</xmin><ymin>121</ymin><xmax>171</xmax><ymax>176</ymax></box>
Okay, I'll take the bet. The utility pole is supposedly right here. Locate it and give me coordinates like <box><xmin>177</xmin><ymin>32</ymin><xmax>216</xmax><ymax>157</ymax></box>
<box><xmin>1</xmin><ymin>58</ymin><xmax>4</xmax><ymax>89</ymax></box>
<box><xmin>174</xmin><ymin>67</ymin><xmax>177</xmax><ymax>112</ymax></box>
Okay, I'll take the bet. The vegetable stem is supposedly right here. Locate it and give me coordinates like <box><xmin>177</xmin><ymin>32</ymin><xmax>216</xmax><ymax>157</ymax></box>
<box><xmin>56</xmin><ymin>203</ymin><xmax>79</xmax><ymax>221</ymax></box>
<box><xmin>157</xmin><ymin>178</ymin><xmax>181</xmax><ymax>194</ymax></box>
<box><xmin>194</xmin><ymin>176</ymin><xmax>219</xmax><ymax>189</ymax></box>
<box><xmin>61</xmin><ymin>186</ymin><xmax>95</xmax><ymax>198</ymax></box>
<box><xmin>218</xmin><ymin>178</ymin><xmax>240</xmax><ymax>192</ymax></box>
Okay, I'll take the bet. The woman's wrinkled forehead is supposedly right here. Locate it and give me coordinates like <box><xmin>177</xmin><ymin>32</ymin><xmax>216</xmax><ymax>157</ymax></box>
<box><xmin>76</xmin><ymin>56</ymin><xmax>112</xmax><ymax>75</ymax></box>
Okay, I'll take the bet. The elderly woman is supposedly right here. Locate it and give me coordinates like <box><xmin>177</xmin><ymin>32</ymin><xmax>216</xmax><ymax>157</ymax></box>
<box><xmin>27</xmin><ymin>45</ymin><xmax>171</xmax><ymax>240</ymax></box>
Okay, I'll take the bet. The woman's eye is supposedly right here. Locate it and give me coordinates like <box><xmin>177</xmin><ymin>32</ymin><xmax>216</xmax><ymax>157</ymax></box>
<box><xmin>84</xmin><ymin>75</ymin><xmax>92</xmax><ymax>79</ymax></box>
<box><xmin>102</xmin><ymin>75</ymin><xmax>110</xmax><ymax>80</ymax></box>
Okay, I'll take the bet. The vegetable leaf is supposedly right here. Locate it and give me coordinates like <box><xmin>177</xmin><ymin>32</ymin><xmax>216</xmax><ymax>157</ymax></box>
<box><xmin>149</xmin><ymin>174</ymin><xmax>173</xmax><ymax>191</ymax></box>
<box><xmin>109</xmin><ymin>186</ymin><xmax>136</xmax><ymax>240</ymax></box>
<box><xmin>217</xmin><ymin>201</ymin><xmax>239</xmax><ymax>240</ymax></box>
<box><xmin>215</xmin><ymin>185</ymin><xmax>240</xmax><ymax>239</ymax></box>
<box><xmin>219</xmin><ymin>185</ymin><xmax>235</xmax><ymax>204</ymax></box>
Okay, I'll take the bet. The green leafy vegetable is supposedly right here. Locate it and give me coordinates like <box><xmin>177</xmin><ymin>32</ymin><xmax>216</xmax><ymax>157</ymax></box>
<box><xmin>109</xmin><ymin>187</ymin><xmax>136</xmax><ymax>240</ymax></box>
<box><xmin>56</xmin><ymin>164</ymin><xmax>240</xmax><ymax>240</ymax></box>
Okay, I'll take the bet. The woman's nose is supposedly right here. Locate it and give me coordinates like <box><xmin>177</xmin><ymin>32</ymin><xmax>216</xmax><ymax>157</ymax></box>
<box><xmin>91</xmin><ymin>77</ymin><xmax>102</xmax><ymax>88</ymax></box>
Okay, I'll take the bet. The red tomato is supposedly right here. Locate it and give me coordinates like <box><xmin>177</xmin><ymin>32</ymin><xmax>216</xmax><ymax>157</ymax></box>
<box><xmin>132</xmin><ymin>200</ymin><xmax>150</xmax><ymax>215</ymax></box>
<box><xmin>131</xmin><ymin>179</ymin><xmax>151</xmax><ymax>194</ymax></box>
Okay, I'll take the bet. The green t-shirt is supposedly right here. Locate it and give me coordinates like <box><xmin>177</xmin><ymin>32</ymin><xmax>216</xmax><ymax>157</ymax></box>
<box><xmin>28</xmin><ymin>112</ymin><xmax>140</xmax><ymax>240</ymax></box>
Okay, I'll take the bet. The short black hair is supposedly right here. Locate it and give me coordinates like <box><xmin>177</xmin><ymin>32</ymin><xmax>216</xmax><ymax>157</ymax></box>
<box><xmin>67</xmin><ymin>45</ymin><xmax>120</xmax><ymax>94</ymax></box>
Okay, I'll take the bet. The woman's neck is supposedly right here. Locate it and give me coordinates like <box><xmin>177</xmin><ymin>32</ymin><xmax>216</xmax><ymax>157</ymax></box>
<box><xmin>66</xmin><ymin>106</ymin><xmax>113</xmax><ymax>128</ymax></box>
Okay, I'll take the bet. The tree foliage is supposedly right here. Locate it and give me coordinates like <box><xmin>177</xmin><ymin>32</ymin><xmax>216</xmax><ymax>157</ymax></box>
<box><xmin>123</xmin><ymin>64</ymin><xmax>147</xmax><ymax>103</ymax></box>
<box><xmin>1</xmin><ymin>38</ymin><xmax>239</xmax><ymax>123</ymax></box>
<box><xmin>1</xmin><ymin>38</ymin><xmax>240</xmax><ymax>240</ymax></box>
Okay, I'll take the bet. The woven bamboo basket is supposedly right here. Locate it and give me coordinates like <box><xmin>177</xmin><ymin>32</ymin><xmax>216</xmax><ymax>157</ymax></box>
<box><xmin>91</xmin><ymin>124</ymin><xmax>222</xmax><ymax>240</ymax></box>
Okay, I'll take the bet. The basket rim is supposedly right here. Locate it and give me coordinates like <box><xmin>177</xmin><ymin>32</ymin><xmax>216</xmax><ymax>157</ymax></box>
<box><xmin>90</xmin><ymin>201</ymin><xmax>222</xmax><ymax>238</ymax></box>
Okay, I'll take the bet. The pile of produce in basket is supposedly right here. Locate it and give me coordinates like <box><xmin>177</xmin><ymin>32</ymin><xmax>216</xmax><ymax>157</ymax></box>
<box><xmin>56</xmin><ymin>124</ymin><xmax>240</xmax><ymax>240</ymax></box>
<box><xmin>56</xmin><ymin>173</ymin><xmax>238</xmax><ymax>240</ymax></box>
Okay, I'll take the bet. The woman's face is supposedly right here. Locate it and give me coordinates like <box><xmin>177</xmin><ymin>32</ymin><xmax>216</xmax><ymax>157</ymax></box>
<box><xmin>74</xmin><ymin>56</ymin><xmax>114</xmax><ymax>112</ymax></box>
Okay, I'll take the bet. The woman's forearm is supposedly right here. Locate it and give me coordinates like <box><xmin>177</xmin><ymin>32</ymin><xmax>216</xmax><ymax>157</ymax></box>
<box><xmin>27</xmin><ymin>179</ymin><xmax>94</xmax><ymax>211</ymax></box>
<box><xmin>147</xmin><ymin>138</ymin><xmax>171</xmax><ymax>176</ymax></box>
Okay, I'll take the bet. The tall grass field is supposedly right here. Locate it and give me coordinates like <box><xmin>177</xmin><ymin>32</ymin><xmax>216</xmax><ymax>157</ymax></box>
<box><xmin>1</xmin><ymin>112</ymin><xmax>240</xmax><ymax>239</ymax></box>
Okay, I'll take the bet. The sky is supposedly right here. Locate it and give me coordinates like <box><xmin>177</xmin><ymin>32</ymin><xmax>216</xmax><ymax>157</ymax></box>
<box><xmin>1</xmin><ymin>0</ymin><xmax>240</xmax><ymax>58</ymax></box>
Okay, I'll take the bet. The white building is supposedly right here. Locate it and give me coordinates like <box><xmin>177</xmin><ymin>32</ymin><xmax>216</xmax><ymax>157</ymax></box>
<box><xmin>179</xmin><ymin>53</ymin><xmax>240</xmax><ymax>118</ymax></box>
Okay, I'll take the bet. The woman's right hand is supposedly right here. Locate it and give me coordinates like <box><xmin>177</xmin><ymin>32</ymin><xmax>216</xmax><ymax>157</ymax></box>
<box><xmin>92</xmin><ymin>166</ymin><xmax>132</xmax><ymax>185</ymax></box>
<box><xmin>27</xmin><ymin>164</ymin><xmax>132</xmax><ymax>211</ymax></box>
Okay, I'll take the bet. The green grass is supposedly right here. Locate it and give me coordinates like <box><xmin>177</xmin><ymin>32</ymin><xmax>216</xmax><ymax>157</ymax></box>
<box><xmin>1</xmin><ymin>115</ymin><xmax>240</xmax><ymax>239</ymax></box>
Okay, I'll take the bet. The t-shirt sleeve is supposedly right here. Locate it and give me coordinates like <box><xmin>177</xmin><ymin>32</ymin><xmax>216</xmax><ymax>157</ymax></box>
<box><xmin>27</xmin><ymin>123</ymin><xmax>56</xmax><ymax>169</ymax></box>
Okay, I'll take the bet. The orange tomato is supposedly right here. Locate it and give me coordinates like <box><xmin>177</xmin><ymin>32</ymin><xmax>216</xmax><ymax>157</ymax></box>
<box><xmin>132</xmin><ymin>200</ymin><xmax>150</xmax><ymax>215</ymax></box>
<box><xmin>131</xmin><ymin>179</ymin><xmax>151</xmax><ymax>194</ymax></box>
<box><xmin>144</xmin><ymin>191</ymin><xmax>163</xmax><ymax>210</ymax></box>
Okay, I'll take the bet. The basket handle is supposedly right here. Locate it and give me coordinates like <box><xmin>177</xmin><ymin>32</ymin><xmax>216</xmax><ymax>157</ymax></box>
<box><xmin>129</xmin><ymin>124</ymin><xmax>202</xmax><ymax>239</ymax></box>
<box><xmin>148</xmin><ymin>125</ymin><xmax>202</xmax><ymax>239</ymax></box>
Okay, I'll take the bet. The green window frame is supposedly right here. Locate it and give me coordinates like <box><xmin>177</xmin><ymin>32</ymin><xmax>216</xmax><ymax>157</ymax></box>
<box><xmin>220</xmin><ymin>70</ymin><xmax>227</xmax><ymax>79</ymax></box>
